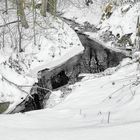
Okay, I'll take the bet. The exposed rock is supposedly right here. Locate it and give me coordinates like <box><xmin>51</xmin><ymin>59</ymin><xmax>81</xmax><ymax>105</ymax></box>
<box><xmin>117</xmin><ymin>33</ymin><xmax>133</xmax><ymax>47</ymax></box>
<box><xmin>100</xmin><ymin>31</ymin><xmax>117</xmax><ymax>43</ymax></box>
<box><xmin>51</xmin><ymin>71</ymin><xmax>69</xmax><ymax>89</ymax></box>
<box><xmin>0</xmin><ymin>102</ymin><xmax>10</xmax><ymax>114</ymax></box>
<box><xmin>78</xmin><ymin>33</ymin><xmax>125</xmax><ymax>72</ymax></box>
<box><xmin>17</xmin><ymin>32</ymin><xmax>126</xmax><ymax>113</ymax></box>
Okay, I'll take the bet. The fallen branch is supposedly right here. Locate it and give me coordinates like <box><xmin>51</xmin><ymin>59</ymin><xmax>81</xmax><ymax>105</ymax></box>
<box><xmin>1</xmin><ymin>75</ymin><xmax>52</xmax><ymax>98</ymax></box>
<box><xmin>102</xmin><ymin>81</ymin><xmax>134</xmax><ymax>102</ymax></box>
<box><xmin>0</xmin><ymin>20</ymin><xmax>21</xmax><ymax>28</ymax></box>
<box><xmin>2</xmin><ymin>75</ymin><xmax>33</xmax><ymax>98</ymax></box>
<box><xmin>19</xmin><ymin>85</ymin><xmax>52</xmax><ymax>93</ymax></box>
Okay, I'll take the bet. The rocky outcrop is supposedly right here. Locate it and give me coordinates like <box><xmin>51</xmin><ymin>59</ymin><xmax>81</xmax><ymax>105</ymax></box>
<box><xmin>78</xmin><ymin>33</ymin><xmax>125</xmax><ymax>73</ymax></box>
<box><xmin>19</xmin><ymin>33</ymin><xmax>126</xmax><ymax>113</ymax></box>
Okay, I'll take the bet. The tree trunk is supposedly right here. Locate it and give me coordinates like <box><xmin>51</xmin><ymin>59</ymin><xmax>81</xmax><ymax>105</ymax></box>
<box><xmin>47</xmin><ymin>0</ymin><xmax>57</xmax><ymax>15</ymax></box>
<box><xmin>17</xmin><ymin>16</ymin><xmax>22</xmax><ymax>52</ymax></box>
<box><xmin>41</xmin><ymin>0</ymin><xmax>48</xmax><ymax>17</ymax></box>
<box><xmin>32</xmin><ymin>0</ymin><xmax>36</xmax><ymax>45</ymax></box>
<box><xmin>16</xmin><ymin>0</ymin><xmax>29</xmax><ymax>29</ymax></box>
<box><xmin>5</xmin><ymin>0</ymin><xmax>8</xmax><ymax>14</ymax></box>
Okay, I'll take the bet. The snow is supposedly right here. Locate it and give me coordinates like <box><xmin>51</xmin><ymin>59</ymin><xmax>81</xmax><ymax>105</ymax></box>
<box><xmin>0</xmin><ymin>6</ymin><xmax>84</xmax><ymax>76</ymax></box>
<box><xmin>0</xmin><ymin>112</ymin><xmax>140</xmax><ymax>140</ymax></box>
<box><xmin>100</xmin><ymin>3</ymin><xmax>140</xmax><ymax>40</ymax></box>
<box><xmin>24</xmin><ymin>16</ymin><xmax>84</xmax><ymax>77</ymax></box>
<box><xmin>0</xmin><ymin>114</ymin><xmax>140</xmax><ymax>140</ymax></box>
<box><xmin>28</xmin><ymin>40</ymin><xmax>83</xmax><ymax>78</ymax></box>
<box><xmin>0</xmin><ymin>64</ymin><xmax>35</xmax><ymax>113</ymax></box>
<box><xmin>61</xmin><ymin>1</ymin><xmax>140</xmax><ymax>53</ymax></box>
<box><xmin>0</xmin><ymin>58</ymin><xmax>140</xmax><ymax>140</ymax></box>
<box><xmin>0</xmin><ymin>1</ymin><xmax>140</xmax><ymax>140</ymax></box>
<box><xmin>0</xmin><ymin>1</ymin><xmax>84</xmax><ymax>112</ymax></box>
<box><xmin>59</xmin><ymin>0</ymin><xmax>103</xmax><ymax>25</ymax></box>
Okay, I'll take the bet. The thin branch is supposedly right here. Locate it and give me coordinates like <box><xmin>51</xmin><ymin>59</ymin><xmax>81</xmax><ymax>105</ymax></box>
<box><xmin>102</xmin><ymin>81</ymin><xmax>134</xmax><ymax>102</ymax></box>
<box><xmin>1</xmin><ymin>75</ymin><xmax>33</xmax><ymax>98</ymax></box>
<box><xmin>19</xmin><ymin>85</ymin><xmax>52</xmax><ymax>93</ymax></box>
<box><xmin>1</xmin><ymin>75</ymin><xmax>52</xmax><ymax>97</ymax></box>
<box><xmin>0</xmin><ymin>20</ymin><xmax>21</xmax><ymax>28</ymax></box>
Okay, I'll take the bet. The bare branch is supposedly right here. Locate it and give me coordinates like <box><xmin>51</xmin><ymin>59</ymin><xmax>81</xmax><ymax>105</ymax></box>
<box><xmin>0</xmin><ymin>20</ymin><xmax>21</xmax><ymax>28</ymax></box>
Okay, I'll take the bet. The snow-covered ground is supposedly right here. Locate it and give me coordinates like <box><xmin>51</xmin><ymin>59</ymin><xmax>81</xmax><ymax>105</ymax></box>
<box><xmin>58</xmin><ymin>0</ymin><xmax>104</xmax><ymax>25</ymax></box>
<box><xmin>0</xmin><ymin>1</ymin><xmax>140</xmax><ymax>140</ymax></box>
<box><xmin>61</xmin><ymin>0</ymin><xmax>140</xmax><ymax>52</ymax></box>
<box><xmin>0</xmin><ymin>1</ymin><xmax>84</xmax><ymax>112</ymax></box>
<box><xmin>1</xmin><ymin>58</ymin><xmax>140</xmax><ymax>140</ymax></box>
<box><xmin>0</xmin><ymin>113</ymin><xmax>140</xmax><ymax>140</ymax></box>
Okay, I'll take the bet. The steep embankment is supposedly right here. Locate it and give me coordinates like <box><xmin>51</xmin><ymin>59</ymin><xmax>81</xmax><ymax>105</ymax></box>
<box><xmin>19</xmin><ymin>32</ymin><xmax>126</xmax><ymax>112</ymax></box>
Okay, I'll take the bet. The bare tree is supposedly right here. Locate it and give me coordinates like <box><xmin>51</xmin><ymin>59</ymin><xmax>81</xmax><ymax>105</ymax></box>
<box><xmin>17</xmin><ymin>15</ymin><xmax>22</xmax><ymax>52</ymax></box>
<box><xmin>5</xmin><ymin>0</ymin><xmax>8</xmax><ymax>14</ymax></box>
<box><xmin>32</xmin><ymin>0</ymin><xmax>37</xmax><ymax>45</ymax></box>
<box><xmin>135</xmin><ymin>16</ymin><xmax>140</xmax><ymax>51</ymax></box>
<box><xmin>47</xmin><ymin>0</ymin><xmax>57</xmax><ymax>15</ymax></box>
<box><xmin>41</xmin><ymin>0</ymin><xmax>48</xmax><ymax>17</ymax></box>
<box><xmin>15</xmin><ymin>0</ymin><xmax>28</xmax><ymax>52</ymax></box>
<box><xmin>16</xmin><ymin>0</ymin><xmax>29</xmax><ymax>29</ymax></box>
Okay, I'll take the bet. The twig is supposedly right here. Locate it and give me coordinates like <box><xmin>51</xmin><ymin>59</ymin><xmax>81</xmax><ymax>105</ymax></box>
<box><xmin>0</xmin><ymin>20</ymin><xmax>21</xmax><ymax>28</ymax></box>
<box><xmin>1</xmin><ymin>75</ymin><xmax>52</xmax><ymax>97</ymax></box>
<box><xmin>100</xmin><ymin>75</ymin><xmax>137</xmax><ymax>88</ymax></box>
<box><xmin>102</xmin><ymin>81</ymin><xmax>134</xmax><ymax>102</ymax></box>
<box><xmin>107</xmin><ymin>112</ymin><xmax>111</xmax><ymax>124</ymax></box>
<box><xmin>19</xmin><ymin>85</ymin><xmax>52</xmax><ymax>93</ymax></box>
<box><xmin>2</xmin><ymin>75</ymin><xmax>33</xmax><ymax>98</ymax></box>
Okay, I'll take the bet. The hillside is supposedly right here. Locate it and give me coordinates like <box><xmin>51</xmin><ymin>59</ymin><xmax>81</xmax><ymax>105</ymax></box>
<box><xmin>0</xmin><ymin>0</ymin><xmax>140</xmax><ymax>140</ymax></box>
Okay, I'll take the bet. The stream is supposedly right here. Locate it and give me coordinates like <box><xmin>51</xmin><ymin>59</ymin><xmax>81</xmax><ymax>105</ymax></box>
<box><xmin>12</xmin><ymin>24</ymin><xmax>127</xmax><ymax>113</ymax></box>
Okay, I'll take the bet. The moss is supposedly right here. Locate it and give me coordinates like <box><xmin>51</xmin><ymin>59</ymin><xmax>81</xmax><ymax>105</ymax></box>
<box><xmin>0</xmin><ymin>102</ymin><xmax>10</xmax><ymax>113</ymax></box>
